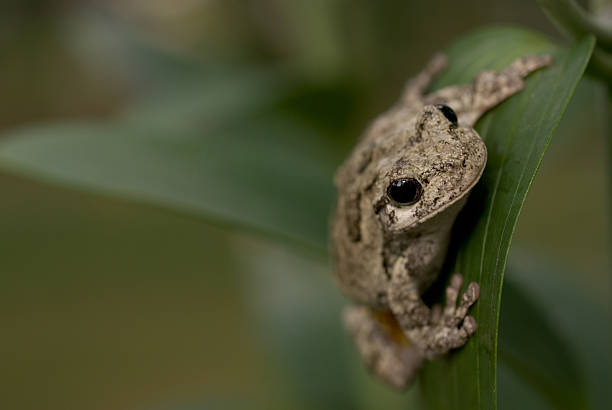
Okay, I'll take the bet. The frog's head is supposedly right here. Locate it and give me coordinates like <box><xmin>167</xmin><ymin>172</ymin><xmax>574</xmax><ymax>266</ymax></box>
<box><xmin>372</xmin><ymin>104</ymin><xmax>487</xmax><ymax>234</ymax></box>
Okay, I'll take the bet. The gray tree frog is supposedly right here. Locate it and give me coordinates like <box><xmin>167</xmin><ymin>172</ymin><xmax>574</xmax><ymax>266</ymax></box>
<box><xmin>330</xmin><ymin>53</ymin><xmax>552</xmax><ymax>388</ymax></box>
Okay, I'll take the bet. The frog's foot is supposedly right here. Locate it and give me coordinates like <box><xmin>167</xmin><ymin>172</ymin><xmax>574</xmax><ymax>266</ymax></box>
<box><xmin>504</xmin><ymin>54</ymin><xmax>553</xmax><ymax>77</ymax></box>
<box><xmin>441</xmin><ymin>273</ymin><xmax>479</xmax><ymax>327</ymax></box>
<box><xmin>424</xmin><ymin>54</ymin><xmax>552</xmax><ymax>127</ymax></box>
<box><xmin>464</xmin><ymin>54</ymin><xmax>552</xmax><ymax>125</ymax></box>
<box><xmin>344</xmin><ymin>305</ymin><xmax>424</xmax><ymax>389</ymax></box>
<box><xmin>411</xmin><ymin>274</ymin><xmax>479</xmax><ymax>359</ymax></box>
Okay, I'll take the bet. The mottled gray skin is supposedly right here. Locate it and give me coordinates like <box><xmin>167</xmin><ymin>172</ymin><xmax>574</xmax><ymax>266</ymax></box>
<box><xmin>331</xmin><ymin>53</ymin><xmax>552</xmax><ymax>389</ymax></box>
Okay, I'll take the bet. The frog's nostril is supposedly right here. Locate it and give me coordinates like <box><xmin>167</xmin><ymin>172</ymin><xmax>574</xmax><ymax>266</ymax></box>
<box><xmin>435</xmin><ymin>104</ymin><xmax>458</xmax><ymax>126</ymax></box>
<box><xmin>387</xmin><ymin>178</ymin><xmax>423</xmax><ymax>205</ymax></box>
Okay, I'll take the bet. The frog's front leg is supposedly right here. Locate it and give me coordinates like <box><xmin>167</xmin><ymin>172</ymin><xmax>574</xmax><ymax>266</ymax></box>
<box><xmin>413</xmin><ymin>274</ymin><xmax>479</xmax><ymax>359</ymax></box>
<box><xmin>424</xmin><ymin>54</ymin><xmax>552</xmax><ymax>126</ymax></box>
<box><xmin>344</xmin><ymin>305</ymin><xmax>424</xmax><ymax>388</ymax></box>
<box><xmin>388</xmin><ymin>263</ymin><xmax>480</xmax><ymax>360</ymax></box>
<box><xmin>401</xmin><ymin>52</ymin><xmax>447</xmax><ymax>104</ymax></box>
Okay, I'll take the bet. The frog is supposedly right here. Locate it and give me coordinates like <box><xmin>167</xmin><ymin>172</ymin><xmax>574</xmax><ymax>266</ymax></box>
<box><xmin>330</xmin><ymin>53</ymin><xmax>552</xmax><ymax>389</ymax></box>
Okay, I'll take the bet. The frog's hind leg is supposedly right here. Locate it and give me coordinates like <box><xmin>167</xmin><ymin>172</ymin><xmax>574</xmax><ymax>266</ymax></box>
<box><xmin>424</xmin><ymin>54</ymin><xmax>552</xmax><ymax>126</ymax></box>
<box><xmin>343</xmin><ymin>305</ymin><xmax>424</xmax><ymax>389</ymax></box>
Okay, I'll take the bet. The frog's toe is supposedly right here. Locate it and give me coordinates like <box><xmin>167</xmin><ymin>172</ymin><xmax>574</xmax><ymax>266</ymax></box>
<box><xmin>462</xmin><ymin>315</ymin><xmax>477</xmax><ymax>336</ymax></box>
<box><xmin>444</xmin><ymin>315</ymin><xmax>478</xmax><ymax>351</ymax></box>
<box><xmin>453</xmin><ymin>282</ymin><xmax>479</xmax><ymax>322</ymax></box>
<box><xmin>513</xmin><ymin>54</ymin><xmax>553</xmax><ymax>77</ymax></box>
<box><xmin>441</xmin><ymin>275</ymin><xmax>479</xmax><ymax>327</ymax></box>
<box><xmin>442</xmin><ymin>273</ymin><xmax>463</xmax><ymax>318</ymax></box>
<box><xmin>419</xmin><ymin>318</ymin><xmax>478</xmax><ymax>359</ymax></box>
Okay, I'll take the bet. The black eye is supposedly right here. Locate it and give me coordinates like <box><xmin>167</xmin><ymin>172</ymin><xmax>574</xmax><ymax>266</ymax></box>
<box><xmin>435</xmin><ymin>104</ymin><xmax>458</xmax><ymax>126</ymax></box>
<box><xmin>387</xmin><ymin>178</ymin><xmax>423</xmax><ymax>205</ymax></box>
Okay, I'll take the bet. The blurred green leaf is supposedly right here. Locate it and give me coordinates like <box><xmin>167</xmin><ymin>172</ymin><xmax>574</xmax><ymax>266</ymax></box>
<box><xmin>236</xmin><ymin>239</ymin><xmax>358</xmax><ymax>410</ymax></box>
<box><xmin>0</xmin><ymin>69</ymin><xmax>337</xmax><ymax>251</ymax></box>
<box><xmin>497</xmin><ymin>361</ymin><xmax>555</xmax><ymax>410</ymax></box>
<box><xmin>420</xmin><ymin>27</ymin><xmax>594</xmax><ymax>410</ymax></box>
<box><xmin>499</xmin><ymin>279</ymin><xmax>588</xmax><ymax>409</ymax></box>
<box><xmin>234</xmin><ymin>238</ymin><xmax>420</xmax><ymax>410</ymax></box>
<box><xmin>503</xmin><ymin>253</ymin><xmax>611</xmax><ymax>410</ymax></box>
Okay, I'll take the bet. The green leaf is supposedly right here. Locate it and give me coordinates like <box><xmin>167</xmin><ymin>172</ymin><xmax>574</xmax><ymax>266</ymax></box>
<box><xmin>419</xmin><ymin>27</ymin><xmax>594</xmax><ymax>410</ymax></box>
<box><xmin>0</xmin><ymin>69</ymin><xmax>337</xmax><ymax>251</ymax></box>
<box><xmin>236</xmin><ymin>239</ymin><xmax>359</xmax><ymax>410</ymax></box>
<box><xmin>497</xmin><ymin>362</ymin><xmax>556</xmax><ymax>410</ymax></box>
<box><xmin>504</xmin><ymin>253</ymin><xmax>611</xmax><ymax>410</ymax></box>
<box><xmin>235</xmin><ymin>239</ymin><xmax>420</xmax><ymax>410</ymax></box>
<box><xmin>504</xmin><ymin>255</ymin><xmax>612</xmax><ymax>410</ymax></box>
<box><xmin>498</xmin><ymin>279</ymin><xmax>588</xmax><ymax>409</ymax></box>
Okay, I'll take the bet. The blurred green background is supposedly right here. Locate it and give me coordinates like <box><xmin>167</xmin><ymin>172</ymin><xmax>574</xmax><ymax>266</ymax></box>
<box><xmin>0</xmin><ymin>1</ymin><xmax>609</xmax><ymax>410</ymax></box>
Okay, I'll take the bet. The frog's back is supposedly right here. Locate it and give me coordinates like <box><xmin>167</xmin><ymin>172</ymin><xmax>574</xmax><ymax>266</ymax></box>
<box><xmin>331</xmin><ymin>105</ymin><xmax>422</xmax><ymax>309</ymax></box>
<box><xmin>331</xmin><ymin>183</ymin><xmax>388</xmax><ymax>309</ymax></box>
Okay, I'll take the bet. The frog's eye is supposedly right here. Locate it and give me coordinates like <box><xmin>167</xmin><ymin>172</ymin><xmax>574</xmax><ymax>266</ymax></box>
<box><xmin>435</xmin><ymin>104</ymin><xmax>458</xmax><ymax>126</ymax></box>
<box><xmin>387</xmin><ymin>178</ymin><xmax>423</xmax><ymax>206</ymax></box>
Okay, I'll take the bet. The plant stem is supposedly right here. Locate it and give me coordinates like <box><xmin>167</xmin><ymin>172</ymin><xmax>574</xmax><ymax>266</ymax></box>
<box><xmin>538</xmin><ymin>0</ymin><xmax>612</xmax><ymax>49</ymax></box>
